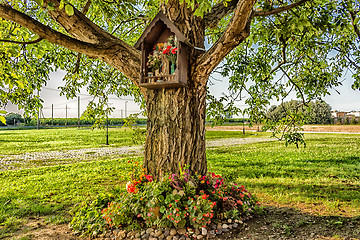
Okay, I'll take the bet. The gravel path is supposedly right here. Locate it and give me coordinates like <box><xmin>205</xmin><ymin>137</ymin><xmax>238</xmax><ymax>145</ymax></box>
<box><xmin>0</xmin><ymin>137</ymin><xmax>274</xmax><ymax>171</ymax></box>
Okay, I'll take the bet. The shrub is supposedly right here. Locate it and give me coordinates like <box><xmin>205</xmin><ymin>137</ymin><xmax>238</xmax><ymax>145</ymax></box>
<box><xmin>70</xmin><ymin>193</ymin><xmax>115</xmax><ymax>237</ymax></box>
<box><xmin>70</xmin><ymin>161</ymin><xmax>261</xmax><ymax>237</ymax></box>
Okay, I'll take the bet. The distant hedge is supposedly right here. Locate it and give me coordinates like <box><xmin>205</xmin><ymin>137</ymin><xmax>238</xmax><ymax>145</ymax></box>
<box><xmin>26</xmin><ymin>118</ymin><xmax>147</xmax><ymax>126</ymax></box>
<box><xmin>206</xmin><ymin>118</ymin><xmax>249</xmax><ymax>125</ymax></box>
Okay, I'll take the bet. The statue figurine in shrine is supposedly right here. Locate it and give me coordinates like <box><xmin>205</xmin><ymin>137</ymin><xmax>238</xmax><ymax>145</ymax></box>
<box><xmin>161</xmin><ymin>54</ymin><xmax>169</xmax><ymax>76</ymax></box>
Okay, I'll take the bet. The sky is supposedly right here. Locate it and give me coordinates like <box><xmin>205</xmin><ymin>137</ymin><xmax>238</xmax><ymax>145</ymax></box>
<box><xmin>4</xmin><ymin>69</ymin><xmax>360</xmax><ymax>118</ymax></box>
<box><xmin>208</xmin><ymin>71</ymin><xmax>360</xmax><ymax>113</ymax></box>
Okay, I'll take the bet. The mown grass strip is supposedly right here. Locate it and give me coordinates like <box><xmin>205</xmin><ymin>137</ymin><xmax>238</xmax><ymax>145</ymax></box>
<box><xmin>0</xmin><ymin>128</ymin><xmax>268</xmax><ymax>155</ymax></box>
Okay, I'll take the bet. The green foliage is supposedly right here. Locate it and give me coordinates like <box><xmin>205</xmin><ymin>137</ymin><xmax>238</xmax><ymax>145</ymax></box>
<box><xmin>0</xmin><ymin>110</ymin><xmax>6</xmax><ymax>125</ymax></box>
<box><xmin>70</xmin><ymin>193</ymin><xmax>115</xmax><ymax>236</ymax></box>
<box><xmin>123</xmin><ymin>114</ymin><xmax>147</xmax><ymax>144</ymax></box>
<box><xmin>3</xmin><ymin>112</ymin><xmax>24</xmax><ymax>126</ymax></box>
<box><xmin>206</xmin><ymin>0</ymin><xmax>360</xmax><ymax>143</ymax></box>
<box><xmin>1</xmin><ymin>0</ymin><xmax>357</xmax><ymax>131</ymax></box>
<box><xmin>71</xmin><ymin>162</ymin><xmax>260</xmax><ymax>237</ymax></box>
<box><xmin>266</xmin><ymin>100</ymin><xmax>332</xmax><ymax>124</ymax></box>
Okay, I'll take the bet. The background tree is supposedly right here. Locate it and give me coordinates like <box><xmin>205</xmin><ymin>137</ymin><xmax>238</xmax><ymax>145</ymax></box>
<box><xmin>266</xmin><ymin>100</ymin><xmax>332</xmax><ymax>124</ymax></box>
<box><xmin>4</xmin><ymin>112</ymin><xmax>24</xmax><ymax>126</ymax></box>
<box><xmin>0</xmin><ymin>0</ymin><xmax>359</xmax><ymax>178</ymax></box>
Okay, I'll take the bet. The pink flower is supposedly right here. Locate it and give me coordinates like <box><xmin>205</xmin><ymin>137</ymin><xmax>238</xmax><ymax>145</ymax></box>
<box><xmin>145</xmin><ymin>175</ymin><xmax>153</xmax><ymax>182</ymax></box>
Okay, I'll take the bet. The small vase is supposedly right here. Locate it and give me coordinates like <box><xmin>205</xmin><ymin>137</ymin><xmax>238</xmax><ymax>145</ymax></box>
<box><xmin>148</xmin><ymin>72</ymin><xmax>154</xmax><ymax>77</ymax></box>
<box><xmin>170</xmin><ymin>63</ymin><xmax>176</xmax><ymax>74</ymax></box>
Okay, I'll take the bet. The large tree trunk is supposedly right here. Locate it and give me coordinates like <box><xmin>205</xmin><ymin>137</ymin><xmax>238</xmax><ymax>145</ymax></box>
<box><xmin>143</xmin><ymin>2</ymin><xmax>207</xmax><ymax>178</ymax></box>
<box><xmin>144</xmin><ymin>84</ymin><xmax>207</xmax><ymax>179</ymax></box>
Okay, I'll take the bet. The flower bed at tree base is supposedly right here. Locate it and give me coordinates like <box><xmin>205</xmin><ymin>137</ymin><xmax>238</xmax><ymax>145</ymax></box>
<box><xmin>69</xmin><ymin>161</ymin><xmax>262</xmax><ymax>239</ymax></box>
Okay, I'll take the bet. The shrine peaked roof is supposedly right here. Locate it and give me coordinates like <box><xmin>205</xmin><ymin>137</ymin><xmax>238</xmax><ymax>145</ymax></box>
<box><xmin>134</xmin><ymin>11</ymin><xmax>189</xmax><ymax>50</ymax></box>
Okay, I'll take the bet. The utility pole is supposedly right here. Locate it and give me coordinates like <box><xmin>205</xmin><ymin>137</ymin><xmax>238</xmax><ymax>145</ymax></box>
<box><xmin>242</xmin><ymin>111</ymin><xmax>245</xmax><ymax>135</ymax></box>
<box><xmin>125</xmin><ymin>101</ymin><xmax>128</xmax><ymax>118</ymax></box>
<box><xmin>106</xmin><ymin>115</ymin><xmax>109</xmax><ymax>145</ymax></box>
<box><xmin>51</xmin><ymin>104</ymin><xmax>54</xmax><ymax>126</ymax></box>
<box><xmin>66</xmin><ymin>105</ymin><xmax>68</xmax><ymax>127</ymax></box>
<box><xmin>37</xmin><ymin>90</ymin><xmax>39</xmax><ymax>130</ymax></box>
<box><xmin>78</xmin><ymin>96</ymin><xmax>80</xmax><ymax>128</ymax></box>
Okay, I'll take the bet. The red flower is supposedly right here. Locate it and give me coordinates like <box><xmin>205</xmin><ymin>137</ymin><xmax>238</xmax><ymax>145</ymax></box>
<box><xmin>171</xmin><ymin>47</ymin><xmax>177</xmax><ymax>54</ymax></box>
<box><xmin>201</xmin><ymin>194</ymin><xmax>207</xmax><ymax>200</ymax></box>
<box><xmin>163</xmin><ymin>46</ymin><xmax>171</xmax><ymax>54</ymax></box>
<box><xmin>126</xmin><ymin>181</ymin><xmax>137</xmax><ymax>193</ymax></box>
<box><xmin>145</xmin><ymin>175</ymin><xmax>153</xmax><ymax>182</ymax></box>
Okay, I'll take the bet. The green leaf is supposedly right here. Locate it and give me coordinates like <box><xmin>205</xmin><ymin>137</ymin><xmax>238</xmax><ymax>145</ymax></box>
<box><xmin>0</xmin><ymin>110</ymin><xmax>7</xmax><ymax>114</ymax></box>
<box><xmin>0</xmin><ymin>116</ymin><xmax>5</xmax><ymax>125</ymax></box>
<box><xmin>16</xmin><ymin>80</ymin><xmax>24</xmax><ymax>89</ymax></box>
<box><xmin>59</xmin><ymin>0</ymin><xmax>65</xmax><ymax>10</ymax></box>
<box><xmin>65</xmin><ymin>5</ymin><xmax>74</xmax><ymax>16</ymax></box>
<box><xmin>354</xmin><ymin>17</ymin><xmax>359</xmax><ymax>25</ymax></box>
<box><xmin>34</xmin><ymin>0</ymin><xmax>44</xmax><ymax>6</ymax></box>
<box><xmin>159</xmin><ymin>206</ymin><xmax>166</xmax><ymax>213</ymax></box>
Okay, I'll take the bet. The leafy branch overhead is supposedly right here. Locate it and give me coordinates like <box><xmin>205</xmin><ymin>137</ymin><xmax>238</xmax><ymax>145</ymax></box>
<box><xmin>0</xmin><ymin>0</ymin><xmax>358</xmax><ymax>123</ymax></box>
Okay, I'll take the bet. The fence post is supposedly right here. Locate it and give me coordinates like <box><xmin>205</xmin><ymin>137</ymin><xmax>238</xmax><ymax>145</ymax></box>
<box><xmin>78</xmin><ymin>96</ymin><xmax>80</xmax><ymax>128</ymax></box>
<box><xmin>37</xmin><ymin>90</ymin><xmax>39</xmax><ymax>130</ymax></box>
<box><xmin>66</xmin><ymin>105</ymin><xmax>68</xmax><ymax>127</ymax></box>
<box><xmin>106</xmin><ymin>116</ymin><xmax>109</xmax><ymax>145</ymax></box>
<box><xmin>51</xmin><ymin>104</ymin><xmax>54</xmax><ymax>126</ymax></box>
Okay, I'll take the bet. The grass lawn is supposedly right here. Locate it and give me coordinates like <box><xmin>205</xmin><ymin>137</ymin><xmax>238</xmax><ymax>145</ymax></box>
<box><xmin>207</xmin><ymin>133</ymin><xmax>360</xmax><ymax>216</ymax></box>
<box><xmin>0</xmin><ymin>127</ymin><xmax>136</xmax><ymax>155</ymax></box>
<box><xmin>0</xmin><ymin>127</ymin><xmax>267</xmax><ymax>155</ymax></box>
<box><xmin>0</xmin><ymin>130</ymin><xmax>359</xmax><ymax>238</ymax></box>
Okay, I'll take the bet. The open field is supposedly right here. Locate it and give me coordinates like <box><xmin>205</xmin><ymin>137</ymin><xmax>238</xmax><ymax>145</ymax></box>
<box><xmin>0</xmin><ymin>128</ymin><xmax>359</xmax><ymax>239</ymax></box>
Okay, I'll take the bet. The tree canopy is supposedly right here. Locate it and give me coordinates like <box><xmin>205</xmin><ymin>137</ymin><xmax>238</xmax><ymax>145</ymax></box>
<box><xmin>0</xmin><ymin>0</ymin><xmax>358</xmax><ymax>121</ymax></box>
<box><xmin>266</xmin><ymin>100</ymin><xmax>332</xmax><ymax>124</ymax></box>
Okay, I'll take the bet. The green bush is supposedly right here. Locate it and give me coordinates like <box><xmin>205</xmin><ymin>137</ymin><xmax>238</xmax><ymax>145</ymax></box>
<box><xmin>70</xmin><ymin>161</ymin><xmax>261</xmax><ymax>238</ymax></box>
<box><xmin>70</xmin><ymin>193</ymin><xmax>115</xmax><ymax>237</ymax></box>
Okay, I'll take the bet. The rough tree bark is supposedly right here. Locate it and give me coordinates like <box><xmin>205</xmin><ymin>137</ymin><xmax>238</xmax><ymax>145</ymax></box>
<box><xmin>144</xmin><ymin>2</ymin><xmax>208</xmax><ymax>178</ymax></box>
<box><xmin>0</xmin><ymin>0</ymin><xmax>308</xmax><ymax>178</ymax></box>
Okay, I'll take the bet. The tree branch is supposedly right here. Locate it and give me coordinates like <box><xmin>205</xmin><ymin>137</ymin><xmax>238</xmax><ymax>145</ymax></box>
<box><xmin>254</xmin><ymin>0</ymin><xmax>310</xmax><ymax>17</ymax></box>
<box><xmin>0</xmin><ymin>3</ymin><xmax>142</xmax><ymax>89</ymax></box>
<box><xmin>195</xmin><ymin>0</ymin><xmax>256</xmax><ymax>83</ymax></box>
<box><xmin>82</xmin><ymin>0</ymin><xmax>92</xmax><ymax>15</ymax></box>
<box><xmin>0</xmin><ymin>3</ymin><xmax>106</xmax><ymax>56</ymax></box>
<box><xmin>280</xmin><ymin>66</ymin><xmax>306</xmax><ymax>104</ymax></box>
<box><xmin>204</xmin><ymin>0</ymin><xmax>239</xmax><ymax>28</ymax></box>
<box><xmin>349</xmin><ymin>10</ymin><xmax>360</xmax><ymax>39</ymax></box>
<box><xmin>0</xmin><ymin>36</ymin><xmax>43</xmax><ymax>45</ymax></box>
